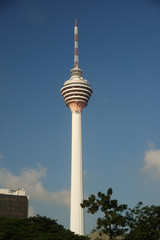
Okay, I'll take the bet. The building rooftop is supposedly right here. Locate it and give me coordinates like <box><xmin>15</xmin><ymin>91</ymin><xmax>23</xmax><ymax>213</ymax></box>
<box><xmin>86</xmin><ymin>232</ymin><xmax>123</xmax><ymax>240</ymax></box>
<box><xmin>0</xmin><ymin>188</ymin><xmax>28</xmax><ymax>198</ymax></box>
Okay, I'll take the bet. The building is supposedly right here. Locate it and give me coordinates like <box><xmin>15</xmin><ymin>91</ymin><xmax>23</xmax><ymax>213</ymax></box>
<box><xmin>0</xmin><ymin>188</ymin><xmax>29</xmax><ymax>218</ymax></box>
<box><xmin>60</xmin><ymin>20</ymin><xmax>92</xmax><ymax>235</ymax></box>
<box><xmin>87</xmin><ymin>232</ymin><xmax>123</xmax><ymax>240</ymax></box>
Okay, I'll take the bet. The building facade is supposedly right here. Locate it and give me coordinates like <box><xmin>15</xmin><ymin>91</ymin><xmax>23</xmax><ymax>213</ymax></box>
<box><xmin>0</xmin><ymin>188</ymin><xmax>29</xmax><ymax>218</ymax></box>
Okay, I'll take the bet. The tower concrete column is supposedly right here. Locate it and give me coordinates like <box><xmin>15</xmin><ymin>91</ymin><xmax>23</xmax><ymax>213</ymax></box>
<box><xmin>70</xmin><ymin>110</ymin><xmax>84</xmax><ymax>235</ymax></box>
<box><xmin>60</xmin><ymin>20</ymin><xmax>92</xmax><ymax>235</ymax></box>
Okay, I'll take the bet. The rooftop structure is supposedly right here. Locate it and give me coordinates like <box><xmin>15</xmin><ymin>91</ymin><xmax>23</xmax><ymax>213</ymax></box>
<box><xmin>0</xmin><ymin>188</ymin><xmax>26</xmax><ymax>196</ymax></box>
<box><xmin>0</xmin><ymin>188</ymin><xmax>29</xmax><ymax>218</ymax></box>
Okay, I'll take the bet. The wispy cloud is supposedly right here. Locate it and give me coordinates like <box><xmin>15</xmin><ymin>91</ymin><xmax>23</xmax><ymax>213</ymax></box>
<box><xmin>17</xmin><ymin>1</ymin><xmax>45</xmax><ymax>24</ymax></box>
<box><xmin>103</xmin><ymin>99</ymin><xmax>109</xmax><ymax>104</ymax></box>
<box><xmin>28</xmin><ymin>205</ymin><xmax>35</xmax><ymax>217</ymax></box>
<box><xmin>142</xmin><ymin>143</ymin><xmax>160</xmax><ymax>179</ymax></box>
<box><xmin>0</xmin><ymin>152</ymin><xmax>4</xmax><ymax>159</ymax></box>
<box><xmin>83</xmin><ymin>169</ymin><xmax>87</xmax><ymax>177</ymax></box>
<box><xmin>0</xmin><ymin>165</ymin><xmax>70</xmax><ymax>205</ymax></box>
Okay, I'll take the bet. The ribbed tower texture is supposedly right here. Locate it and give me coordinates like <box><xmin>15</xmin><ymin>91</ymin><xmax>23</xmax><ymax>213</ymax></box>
<box><xmin>60</xmin><ymin>20</ymin><xmax>92</xmax><ymax>235</ymax></box>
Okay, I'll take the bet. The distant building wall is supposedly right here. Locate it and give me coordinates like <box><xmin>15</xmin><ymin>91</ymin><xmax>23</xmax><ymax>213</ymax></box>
<box><xmin>0</xmin><ymin>188</ymin><xmax>29</xmax><ymax>218</ymax></box>
<box><xmin>87</xmin><ymin>232</ymin><xmax>123</xmax><ymax>240</ymax></box>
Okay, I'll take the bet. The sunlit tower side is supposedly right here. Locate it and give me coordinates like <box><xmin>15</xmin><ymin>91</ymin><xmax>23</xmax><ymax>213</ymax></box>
<box><xmin>60</xmin><ymin>20</ymin><xmax>92</xmax><ymax>235</ymax></box>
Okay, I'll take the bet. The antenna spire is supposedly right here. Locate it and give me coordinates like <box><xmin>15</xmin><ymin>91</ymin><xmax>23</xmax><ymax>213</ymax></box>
<box><xmin>74</xmin><ymin>19</ymin><xmax>78</xmax><ymax>68</ymax></box>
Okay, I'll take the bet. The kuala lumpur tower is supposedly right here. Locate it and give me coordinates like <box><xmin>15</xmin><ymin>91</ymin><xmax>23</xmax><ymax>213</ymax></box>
<box><xmin>60</xmin><ymin>20</ymin><xmax>92</xmax><ymax>235</ymax></box>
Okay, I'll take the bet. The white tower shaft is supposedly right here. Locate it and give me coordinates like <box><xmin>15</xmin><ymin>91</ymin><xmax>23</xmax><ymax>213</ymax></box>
<box><xmin>60</xmin><ymin>20</ymin><xmax>92</xmax><ymax>235</ymax></box>
<box><xmin>70</xmin><ymin>111</ymin><xmax>84</xmax><ymax>235</ymax></box>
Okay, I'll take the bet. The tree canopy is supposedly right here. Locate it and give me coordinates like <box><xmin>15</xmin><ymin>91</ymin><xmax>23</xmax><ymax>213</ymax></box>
<box><xmin>81</xmin><ymin>188</ymin><xmax>160</xmax><ymax>240</ymax></box>
<box><xmin>125</xmin><ymin>202</ymin><xmax>160</xmax><ymax>240</ymax></box>
<box><xmin>81</xmin><ymin>188</ymin><xmax>127</xmax><ymax>239</ymax></box>
<box><xmin>0</xmin><ymin>215</ymin><xmax>89</xmax><ymax>240</ymax></box>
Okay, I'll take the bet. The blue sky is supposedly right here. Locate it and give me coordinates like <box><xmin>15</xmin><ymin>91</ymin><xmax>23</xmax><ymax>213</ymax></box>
<box><xmin>0</xmin><ymin>0</ymin><xmax>160</xmax><ymax>234</ymax></box>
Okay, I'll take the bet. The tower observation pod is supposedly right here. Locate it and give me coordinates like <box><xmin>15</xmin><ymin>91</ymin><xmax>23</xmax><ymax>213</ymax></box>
<box><xmin>60</xmin><ymin>20</ymin><xmax>92</xmax><ymax>235</ymax></box>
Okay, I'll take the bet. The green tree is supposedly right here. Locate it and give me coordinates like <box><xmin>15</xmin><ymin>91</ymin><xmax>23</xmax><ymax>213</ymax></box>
<box><xmin>125</xmin><ymin>202</ymin><xmax>160</xmax><ymax>240</ymax></box>
<box><xmin>81</xmin><ymin>188</ymin><xmax>127</xmax><ymax>239</ymax></box>
<box><xmin>0</xmin><ymin>215</ymin><xmax>89</xmax><ymax>240</ymax></box>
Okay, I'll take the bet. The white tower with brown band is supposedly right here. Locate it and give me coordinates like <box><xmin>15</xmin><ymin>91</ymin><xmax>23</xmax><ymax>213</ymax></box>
<box><xmin>60</xmin><ymin>20</ymin><xmax>92</xmax><ymax>235</ymax></box>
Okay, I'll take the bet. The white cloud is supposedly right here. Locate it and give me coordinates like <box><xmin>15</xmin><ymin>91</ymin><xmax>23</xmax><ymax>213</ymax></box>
<box><xmin>103</xmin><ymin>99</ymin><xmax>109</xmax><ymax>104</ymax></box>
<box><xmin>0</xmin><ymin>165</ymin><xmax>70</xmax><ymax>205</ymax></box>
<box><xmin>83</xmin><ymin>169</ymin><xmax>87</xmax><ymax>177</ymax></box>
<box><xmin>28</xmin><ymin>206</ymin><xmax>35</xmax><ymax>217</ymax></box>
<box><xmin>142</xmin><ymin>145</ymin><xmax>160</xmax><ymax>179</ymax></box>
<box><xmin>18</xmin><ymin>1</ymin><xmax>45</xmax><ymax>23</ymax></box>
<box><xmin>0</xmin><ymin>152</ymin><xmax>4</xmax><ymax>159</ymax></box>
